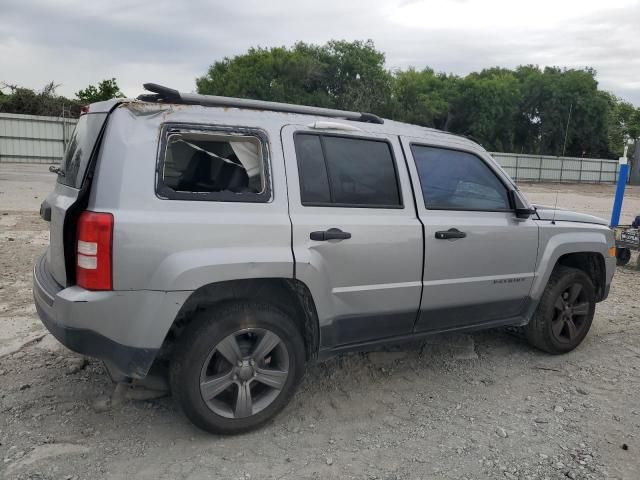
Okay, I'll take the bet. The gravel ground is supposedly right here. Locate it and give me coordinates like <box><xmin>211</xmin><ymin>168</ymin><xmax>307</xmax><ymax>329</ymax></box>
<box><xmin>1</xmin><ymin>164</ymin><xmax>639</xmax><ymax>480</ymax></box>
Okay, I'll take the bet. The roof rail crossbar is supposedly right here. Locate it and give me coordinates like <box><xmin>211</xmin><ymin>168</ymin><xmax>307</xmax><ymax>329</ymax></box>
<box><xmin>138</xmin><ymin>83</ymin><xmax>384</xmax><ymax>124</ymax></box>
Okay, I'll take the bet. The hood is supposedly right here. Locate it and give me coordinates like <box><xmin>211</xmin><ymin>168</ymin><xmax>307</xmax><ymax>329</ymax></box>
<box><xmin>533</xmin><ymin>205</ymin><xmax>609</xmax><ymax>226</ymax></box>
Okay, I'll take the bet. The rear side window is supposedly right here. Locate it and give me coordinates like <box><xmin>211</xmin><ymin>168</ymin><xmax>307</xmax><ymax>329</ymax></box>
<box><xmin>295</xmin><ymin>134</ymin><xmax>331</xmax><ymax>204</ymax></box>
<box><xmin>157</xmin><ymin>126</ymin><xmax>270</xmax><ymax>202</ymax></box>
<box><xmin>58</xmin><ymin>113</ymin><xmax>108</xmax><ymax>188</ymax></box>
<box><xmin>294</xmin><ymin>133</ymin><xmax>402</xmax><ymax>208</ymax></box>
<box><xmin>411</xmin><ymin>145</ymin><xmax>510</xmax><ymax>211</ymax></box>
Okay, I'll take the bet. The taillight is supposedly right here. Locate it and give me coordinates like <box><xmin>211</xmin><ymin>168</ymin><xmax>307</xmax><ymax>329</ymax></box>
<box><xmin>76</xmin><ymin>211</ymin><xmax>113</xmax><ymax>290</ymax></box>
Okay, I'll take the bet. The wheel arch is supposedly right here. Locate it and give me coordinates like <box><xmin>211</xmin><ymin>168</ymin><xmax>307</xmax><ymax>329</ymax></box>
<box><xmin>556</xmin><ymin>252</ymin><xmax>606</xmax><ymax>301</ymax></box>
<box><xmin>158</xmin><ymin>278</ymin><xmax>320</xmax><ymax>363</ymax></box>
<box><xmin>531</xmin><ymin>228</ymin><xmax>611</xmax><ymax>303</ymax></box>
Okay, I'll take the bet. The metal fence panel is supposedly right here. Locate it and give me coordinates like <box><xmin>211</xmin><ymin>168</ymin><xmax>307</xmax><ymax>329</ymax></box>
<box><xmin>0</xmin><ymin>114</ymin><xmax>624</xmax><ymax>185</ymax></box>
<box><xmin>0</xmin><ymin>113</ymin><xmax>77</xmax><ymax>164</ymax></box>
<box><xmin>490</xmin><ymin>152</ymin><xmax>620</xmax><ymax>184</ymax></box>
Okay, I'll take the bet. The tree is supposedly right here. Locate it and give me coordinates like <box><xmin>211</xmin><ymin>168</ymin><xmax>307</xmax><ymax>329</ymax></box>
<box><xmin>390</xmin><ymin>68</ymin><xmax>459</xmax><ymax>130</ymax></box>
<box><xmin>607</xmin><ymin>95</ymin><xmax>640</xmax><ymax>183</ymax></box>
<box><xmin>196</xmin><ymin>40</ymin><xmax>392</xmax><ymax>114</ymax></box>
<box><xmin>450</xmin><ymin>68</ymin><xmax>522</xmax><ymax>151</ymax></box>
<box><xmin>197</xmin><ymin>43</ymin><xmax>333</xmax><ymax>107</ymax></box>
<box><xmin>0</xmin><ymin>82</ymin><xmax>81</xmax><ymax>117</ymax></box>
<box><xmin>320</xmin><ymin>40</ymin><xmax>392</xmax><ymax>114</ymax></box>
<box><xmin>76</xmin><ymin>78</ymin><xmax>125</xmax><ymax>103</ymax></box>
<box><xmin>607</xmin><ymin>96</ymin><xmax>640</xmax><ymax>155</ymax></box>
<box><xmin>197</xmin><ymin>42</ymin><xmax>638</xmax><ymax>159</ymax></box>
<box><xmin>512</xmin><ymin>66</ymin><xmax>612</xmax><ymax>157</ymax></box>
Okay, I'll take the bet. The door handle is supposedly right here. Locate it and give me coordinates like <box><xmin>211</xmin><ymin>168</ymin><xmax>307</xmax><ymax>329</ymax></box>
<box><xmin>310</xmin><ymin>228</ymin><xmax>352</xmax><ymax>241</ymax></box>
<box><xmin>435</xmin><ymin>228</ymin><xmax>466</xmax><ymax>240</ymax></box>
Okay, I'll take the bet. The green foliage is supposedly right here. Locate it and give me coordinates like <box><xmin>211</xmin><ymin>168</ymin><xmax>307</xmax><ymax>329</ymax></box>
<box><xmin>75</xmin><ymin>78</ymin><xmax>125</xmax><ymax>103</ymax></box>
<box><xmin>196</xmin><ymin>40</ymin><xmax>391</xmax><ymax>114</ymax></box>
<box><xmin>606</xmin><ymin>95</ymin><xmax>640</xmax><ymax>157</ymax></box>
<box><xmin>512</xmin><ymin>66</ymin><xmax>612</xmax><ymax>157</ymax></box>
<box><xmin>2</xmin><ymin>43</ymin><xmax>637</xmax><ymax>159</ymax></box>
<box><xmin>0</xmin><ymin>82</ymin><xmax>81</xmax><ymax>117</ymax></box>
<box><xmin>451</xmin><ymin>68</ymin><xmax>522</xmax><ymax>152</ymax></box>
<box><xmin>390</xmin><ymin>68</ymin><xmax>458</xmax><ymax>130</ymax></box>
<box><xmin>0</xmin><ymin>78</ymin><xmax>127</xmax><ymax>118</ymax></box>
<box><xmin>197</xmin><ymin>40</ymin><xmax>639</xmax><ymax>159</ymax></box>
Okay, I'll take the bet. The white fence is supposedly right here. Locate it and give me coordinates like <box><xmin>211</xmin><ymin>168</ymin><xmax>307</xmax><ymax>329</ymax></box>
<box><xmin>0</xmin><ymin>112</ymin><xmax>77</xmax><ymax>164</ymax></box>
<box><xmin>0</xmin><ymin>113</ymin><xmax>622</xmax><ymax>184</ymax></box>
<box><xmin>490</xmin><ymin>152</ymin><xmax>620</xmax><ymax>184</ymax></box>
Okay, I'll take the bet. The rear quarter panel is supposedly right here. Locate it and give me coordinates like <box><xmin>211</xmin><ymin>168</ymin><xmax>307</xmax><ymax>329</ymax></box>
<box><xmin>88</xmin><ymin>104</ymin><xmax>293</xmax><ymax>292</ymax></box>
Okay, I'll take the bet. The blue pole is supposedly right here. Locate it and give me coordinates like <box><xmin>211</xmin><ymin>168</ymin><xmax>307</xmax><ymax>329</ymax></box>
<box><xmin>610</xmin><ymin>158</ymin><xmax>628</xmax><ymax>227</ymax></box>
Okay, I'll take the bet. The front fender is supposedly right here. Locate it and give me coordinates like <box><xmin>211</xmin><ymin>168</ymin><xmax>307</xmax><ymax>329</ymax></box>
<box><xmin>531</xmin><ymin>222</ymin><xmax>613</xmax><ymax>300</ymax></box>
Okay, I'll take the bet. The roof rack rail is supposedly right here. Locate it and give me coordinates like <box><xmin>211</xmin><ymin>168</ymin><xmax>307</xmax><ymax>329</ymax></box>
<box><xmin>137</xmin><ymin>83</ymin><xmax>384</xmax><ymax>125</ymax></box>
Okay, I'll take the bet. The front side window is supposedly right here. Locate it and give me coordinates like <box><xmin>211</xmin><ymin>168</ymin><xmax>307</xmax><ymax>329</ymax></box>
<box><xmin>294</xmin><ymin>133</ymin><xmax>402</xmax><ymax>208</ymax></box>
<box><xmin>411</xmin><ymin>145</ymin><xmax>510</xmax><ymax>211</ymax></box>
<box><xmin>157</xmin><ymin>126</ymin><xmax>269</xmax><ymax>202</ymax></box>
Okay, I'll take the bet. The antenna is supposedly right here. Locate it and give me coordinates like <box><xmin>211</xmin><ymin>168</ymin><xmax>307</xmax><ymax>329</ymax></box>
<box><xmin>551</xmin><ymin>191</ymin><xmax>559</xmax><ymax>225</ymax></box>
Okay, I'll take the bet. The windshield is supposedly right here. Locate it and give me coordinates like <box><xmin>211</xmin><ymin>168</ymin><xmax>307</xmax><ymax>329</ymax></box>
<box><xmin>58</xmin><ymin>113</ymin><xmax>108</xmax><ymax>188</ymax></box>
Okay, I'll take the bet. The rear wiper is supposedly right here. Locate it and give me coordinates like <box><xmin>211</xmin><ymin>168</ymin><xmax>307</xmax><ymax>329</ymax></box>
<box><xmin>49</xmin><ymin>165</ymin><xmax>65</xmax><ymax>177</ymax></box>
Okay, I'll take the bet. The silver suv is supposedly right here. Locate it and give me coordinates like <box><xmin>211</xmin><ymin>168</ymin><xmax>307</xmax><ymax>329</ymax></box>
<box><xmin>34</xmin><ymin>84</ymin><xmax>616</xmax><ymax>434</ymax></box>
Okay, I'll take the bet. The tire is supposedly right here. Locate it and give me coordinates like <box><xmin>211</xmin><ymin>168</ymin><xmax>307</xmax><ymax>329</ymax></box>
<box><xmin>616</xmin><ymin>248</ymin><xmax>631</xmax><ymax>266</ymax></box>
<box><xmin>170</xmin><ymin>302</ymin><xmax>306</xmax><ymax>434</ymax></box>
<box><xmin>525</xmin><ymin>266</ymin><xmax>596</xmax><ymax>354</ymax></box>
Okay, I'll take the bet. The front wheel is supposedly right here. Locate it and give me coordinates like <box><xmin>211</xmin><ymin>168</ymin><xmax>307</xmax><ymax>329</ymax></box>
<box><xmin>170</xmin><ymin>302</ymin><xmax>306</xmax><ymax>434</ymax></box>
<box><xmin>616</xmin><ymin>247</ymin><xmax>631</xmax><ymax>266</ymax></box>
<box><xmin>526</xmin><ymin>266</ymin><xmax>596</xmax><ymax>354</ymax></box>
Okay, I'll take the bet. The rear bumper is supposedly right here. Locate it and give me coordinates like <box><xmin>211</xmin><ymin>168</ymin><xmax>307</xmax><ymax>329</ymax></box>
<box><xmin>34</xmin><ymin>297</ymin><xmax>157</xmax><ymax>380</ymax></box>
<box><xmin>33</xmin><ymin>253</ymin><xmax>188</xmax><ymax>380</ymax></box>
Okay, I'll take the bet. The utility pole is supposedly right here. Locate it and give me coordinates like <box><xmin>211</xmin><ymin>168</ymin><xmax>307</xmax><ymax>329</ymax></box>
<box><xmin>629</xmin><ymin>138</ymin><xmax>640</xmax><ymax>186</ymax></box>
<box><xmin>562</xmin><ymin>102</ymin><xmax>573</xmax><ymax>157</ymax></box>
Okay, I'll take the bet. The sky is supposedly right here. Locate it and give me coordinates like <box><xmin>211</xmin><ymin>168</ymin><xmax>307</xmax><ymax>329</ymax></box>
<box><xmin>1</xmin><ymin>0</ymin><xmax>639</xmax><ymax>105</ymax></box>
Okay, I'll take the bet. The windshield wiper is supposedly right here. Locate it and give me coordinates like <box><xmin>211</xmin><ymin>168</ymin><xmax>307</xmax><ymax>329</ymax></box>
<box><xmin>49</xmin><ymin>165</ymin><xmax>65</xmax><ymax>177</ymax></box>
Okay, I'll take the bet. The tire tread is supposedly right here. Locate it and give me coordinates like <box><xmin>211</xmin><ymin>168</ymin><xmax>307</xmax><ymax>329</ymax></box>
<box><xmin>526</xmin><ymin>266</ymin><xmax>595</xmax><ymax>354</ymax></box>
<box><xmin>169</xmin><ymin>301</ymin><xmax>305</xmax><ymax>434</ymax></box>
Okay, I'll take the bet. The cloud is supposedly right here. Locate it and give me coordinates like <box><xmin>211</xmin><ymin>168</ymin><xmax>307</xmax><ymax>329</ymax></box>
<box><xmin>0</xmin><ymin>0</ymin><xmax>638</xmax><ymax>105</ymax></box>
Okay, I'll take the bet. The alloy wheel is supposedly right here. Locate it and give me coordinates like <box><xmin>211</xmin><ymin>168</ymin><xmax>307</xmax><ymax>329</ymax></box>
<box><xmin>550</xmin><ymin>282</ymin><xmax>590</xmax><ymax>344</ymax></box>
<box><xmin>199</xmin><ymin>328</ymin><xmax>289</xmax><ymax>419</ymax></box>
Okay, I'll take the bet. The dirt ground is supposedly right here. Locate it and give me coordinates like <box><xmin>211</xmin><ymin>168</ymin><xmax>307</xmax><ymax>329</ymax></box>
<box><xmin>1</xmin><ymin>164</ymin><xmax>639</xmax><ymax>480</ymax></box>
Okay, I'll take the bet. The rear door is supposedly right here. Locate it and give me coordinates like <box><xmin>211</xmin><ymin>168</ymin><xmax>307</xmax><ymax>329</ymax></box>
<box><xmin>44</xmin><ymin>112</ymin><xmax>108</xmax><ymax>286</ymax></box>
<box><xmin>282</xmin><ymin>125</ymin><xmax>423</xmax><ymax>349</ymax></box>
<box><xmin>400</xmin><ymin>137</ymin><xmax>539</xmax><ymax>332</ymax></box>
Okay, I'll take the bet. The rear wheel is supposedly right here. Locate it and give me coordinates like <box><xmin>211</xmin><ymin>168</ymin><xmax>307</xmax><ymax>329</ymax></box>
<box><xmin>526</xmin><ymin>266</ymin><xmax>595</xmax><ymax>354</ymax></box>
<box><xmin>616</xmin><ymin>247</ymin><xmax>631</xmax><ymax>266</ymax></box>
<box><xmin>170</xmin><ymin>302</ymin><xmax>305</xmax><ymax>434</ymax></box>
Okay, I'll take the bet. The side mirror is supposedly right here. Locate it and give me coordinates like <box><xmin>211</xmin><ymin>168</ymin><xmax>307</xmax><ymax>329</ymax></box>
<box><xmin>509</xmin><ymin>190</ymin><xmax>536</xmax><ymax>219</ymax></box>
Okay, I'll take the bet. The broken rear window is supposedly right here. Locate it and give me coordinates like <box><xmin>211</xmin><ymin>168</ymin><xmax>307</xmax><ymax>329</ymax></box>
<box><xmin>157</xmin><ymin>127</ymin><xmax>270</xmax><ymax>202</ymax></box>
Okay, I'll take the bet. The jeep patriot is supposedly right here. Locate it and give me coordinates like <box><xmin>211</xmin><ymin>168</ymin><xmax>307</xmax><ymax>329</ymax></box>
<box><xmin>33</xmin><ymin>83</ymin><xmax>616</xmax><ymax>433</ymax></box>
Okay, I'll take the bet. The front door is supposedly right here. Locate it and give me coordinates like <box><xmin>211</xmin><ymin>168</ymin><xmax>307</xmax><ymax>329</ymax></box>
<box><xmin>281</xmin><ymin>125</ymin><xmax>423</xmax><ymax>349</ymax></box>
<box><xmin>400</xmin><ymin>137</ymin><xmax>539</xmax><ymax>332</ymax></box>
